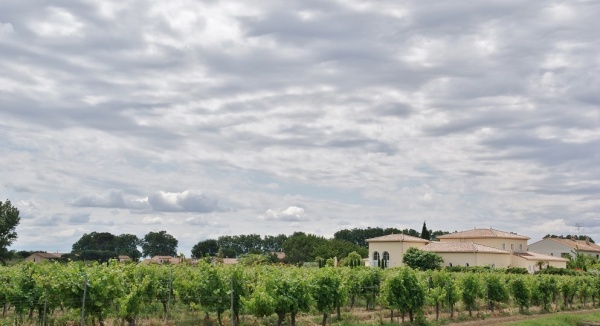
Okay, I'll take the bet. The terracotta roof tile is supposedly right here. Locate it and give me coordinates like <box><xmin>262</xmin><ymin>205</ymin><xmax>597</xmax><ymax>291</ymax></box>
<box><xmin>437</xmin><ymin>228</ymin><xmax>529</xmax><ymax>240</ymax></box>
<box><xmin>513</xmin><ymin>251</ymin><xmax>568</xmax><ymax>262</ymax></box>
<box><xmin>539</xmin><ymin>238</ymin><xmax>600</xmax><ymax>253</ymax></box>
<box><xmin>366</xmin><ymin>234</ymin><xmax>429</xmax><ymax>243</ymax></box>
<box><xmin>422</xmin><ymin>241</ymin><xmax>511</xmax><ymax>254</ymax></box>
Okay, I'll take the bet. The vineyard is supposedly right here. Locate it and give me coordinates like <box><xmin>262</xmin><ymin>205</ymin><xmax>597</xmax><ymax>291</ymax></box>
<box><xmin>2</xmin><ymin>262</ymin><xmax>600</xmax><ymax>326</ymax></box>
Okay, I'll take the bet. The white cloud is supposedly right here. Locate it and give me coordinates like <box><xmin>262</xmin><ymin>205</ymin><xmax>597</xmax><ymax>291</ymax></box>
<box><xmin>148</xmin><ymin>190</ymin><xmax>228</xmax><ymax>213</ymax></box>
<box><xmin>259</xmin><ymin>206</ymin><xmax>307</xmax><ymax>222</ymax></box>
<box><xmin>30</xmin><ymin>7</ymin><xmax>84</xmax><ymax>38</ymax></box>
<box><xmin>141</xmin><ymin>216</ymin><xmax>163</xmax><ymax>225</ymax></box>
<box><xmin>0</xmin><ymin>22</ymin><xmax>14</xmax><ymax>36</ymax></box>
<box><xmin>1</xmin><ymin>0</ymin><xmax>599</xmax><ymax>255</ymax></box>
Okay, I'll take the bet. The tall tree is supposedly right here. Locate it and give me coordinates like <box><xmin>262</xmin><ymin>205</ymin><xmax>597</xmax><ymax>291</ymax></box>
<box><xmin>114</xmin><ymin>234</ymin><xmax>142</xmax><ymax>261</ymax></box>
<box><xmin>333</xmin><ymin>227</ymin><xmax>402</xmax><ymax>248</ymax></box>
<box><xmin>421</xmin><ymin>221</ymin><xmax>431</xmax><ymax>240</ymax></box>
<box><xmin>0</xmin><ymin>200</ymin><xmax>20</xmax><ymax>264</ymax></box>
<box><xmin>282</xmin><ymin>232</ymin><xmax>327</xmax><ymax>264</ymax></box>
<box><xmin>141</xmin><ymin>230</ymin><xmax>178</xmax><ymax>257</ymax></box>
<box><xmin>263</xmin><ymin>234</ymin><xmax>288</xmax><ymax>252</ymax></box>
<box><xmin>191</xmin><ymin>239</ymin><xmax>219</xmax><ymax>258</ymax></box>
<box><xmin>72</xmin><ymin>232</ymin><xmax>117</xmax><ymax>252</ymax></box>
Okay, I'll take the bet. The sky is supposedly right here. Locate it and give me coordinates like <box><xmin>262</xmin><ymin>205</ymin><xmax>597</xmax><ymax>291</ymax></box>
<box><xmin>1</xmin><ymin>0</ymin><xmax>599</xmax><ymax>256</ymax></box>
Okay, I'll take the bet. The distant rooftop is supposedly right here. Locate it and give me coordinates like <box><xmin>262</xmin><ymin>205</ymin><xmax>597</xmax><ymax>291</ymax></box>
<box><xmin>513</xmin><ymin>251</ymin><xmax>568</xmax><ymax>262</ymax></box>
<box><xmin>423</xmin><ymin>241</ymin><xmax>510</xmax><ymax>254</ymax></box>
<box><xmin>437</xmin><ymin>228</ymin><xmax>530</xmax><ymax>240</ymax></box>
<box><xmin>366</xmin><ymin>233</ymin><xmax>429</xmax><ymax>243</ymax></box>
<box><xmin>532</xmin><ymin>238</ymin><xmax>600</xmax><ymax>253</ymax></box>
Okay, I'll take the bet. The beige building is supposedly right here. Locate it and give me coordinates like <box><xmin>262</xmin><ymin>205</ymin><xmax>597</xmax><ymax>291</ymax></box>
<box><xmin>366</xmin><ymin>234</ymin><xmax>429</xmax><ymax>268</ymax></box>
<box><xmin>367</xmin><ymin>228</ymin><xmax>567</xmax><ymax>272</ymax></box>
<box><xmin>24</xmin><ymin>252</ymin><xmax>64</xmax><ymax>263</ymax></box>
<box><xmin>512</xmin><ymin>251</ymin><xmax>569</xmax><ymax>271</ymax></box>
<box><xmin>422</xmin><ymin>242</ymin><xmax>512</xmax><ymax>268</ymax></box>
<box><xmin>528</xmin><ymin>238</ymin><xmax>600</xmax><ymax>259</ymax></box>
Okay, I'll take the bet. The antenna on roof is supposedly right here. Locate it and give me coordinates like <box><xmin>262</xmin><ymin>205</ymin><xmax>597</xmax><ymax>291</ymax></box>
<box><xmin>576</xmin><ymin>222</ymin><xmax>583</xmax><ymax>239</ymax></box>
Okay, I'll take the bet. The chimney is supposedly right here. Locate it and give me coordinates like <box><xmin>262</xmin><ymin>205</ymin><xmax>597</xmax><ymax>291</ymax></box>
<box><xmin>586</xmin><ymin>236</ymin><xmax>590</xmax><ymax>245</ymax></box>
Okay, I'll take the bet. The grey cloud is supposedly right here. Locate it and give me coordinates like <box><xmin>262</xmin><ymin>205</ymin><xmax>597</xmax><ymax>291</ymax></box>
<box><xmin>482</xmin><ymin>134</ymin><xmax>599</xmax><ymax>166</ymax></box>
<box><xmin>32</xmin><ymin>216</ymin><xmax>61</xmax><ymax>226</ymax></box>
<box><xmin>68</xmin><ymin>213</ymin><xmax>91</xmax><ymax>224</ymax></box>
<box><xmin>6</xmin><ymin>183</ymin><xmax>34</xmax><ymax>193</ymax></box>
<box><xmin>148</xmin><ymin>191</ymin><xmax>228</xmax><ymax>213</ymax></box>
<box><xmin>71</xmin><ymin>190</ymin><xmax>147</xmax><ymax>209</ymax></box>
<box><xmin>375</xmin><ymin>103</ymin><xmax>413</xmax><ymax>118</ymax></box>
<box><xmin>1</xmin><ymin>0</ymin><xmax>600</xmax><ymax>253</ymax></box>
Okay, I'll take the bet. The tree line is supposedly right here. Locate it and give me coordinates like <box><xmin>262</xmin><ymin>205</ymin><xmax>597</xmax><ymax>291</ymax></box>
<box><xmin>544</xmin><ymin>234</ymin><xmax>595</xmax><ymax>243</ymax></box>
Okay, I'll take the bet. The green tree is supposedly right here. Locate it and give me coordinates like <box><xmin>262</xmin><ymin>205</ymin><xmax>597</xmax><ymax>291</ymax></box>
<box><xmin>262</xmin><ymin>234</ymin><xmax>288</xmax><ymax>252</ymax></box>
<box><xmin>191</xmin><ymin>239</ymin><xmax>219</xmax><ymax>258</ymax></box>
<box><xmin>0</xmin><ymin>200</ymin><xmax>20</xmax><ymax>264</ymax></box>
<box><xmin>141</xmin><ymin>230</ymin><xmax>178</xmax><ymax>257</ymax></box>
<box><xmin>344</xmin><ymin>251</ymin><xmax>363</xmax><ymax>268</ymax></box>
<box><xmin>421</xmin><ymin>221</ymin><xmax>431</xmax><ymax>240</ymax></box>
<box><xmin>237</xmin><ymin>253</ymin><xmax>271</xmax><ymax>266</ymax></box>
<box><xmin>333</xmin><ymin>227</ymin><xmax>402</xmax><ymax>248</ymax></box>
<box><xmin>114</xmin><ymin>234</ymin><xmax>142</xmax><ymax>261</ymax></box>
<box><xmin>72</xmin><ymin>232</ymin><xmax>116</xmax><ymax>252</ymax></box>
<box><xmin>283</xmin><ymin>232</ymin><xmax>327</xmax><ymax>264</ymax></box>
<box><xmin>313</xmin><ymin>239</ymin><xmax>367</xmax><ymax>261</ymax></box>
<box><xmin>402</xmin><ymin>247</ymin><xmax>443</xmax><ymax>270</ymax></box>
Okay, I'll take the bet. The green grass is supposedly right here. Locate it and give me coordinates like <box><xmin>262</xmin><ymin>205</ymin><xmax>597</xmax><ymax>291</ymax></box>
<box><xmin>501</xmin><ymin>311</ymin><xmax>600</xmax><ymax>325</ymax></box>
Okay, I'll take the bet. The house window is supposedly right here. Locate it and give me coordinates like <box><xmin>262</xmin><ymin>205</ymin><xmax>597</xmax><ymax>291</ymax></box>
<box><xmin>502</xmin><ymin>243</ymin><xmax>505</xmax><ymax>249</ymax></box>
<box><xmin>511</xmin><ymin>244</ymin><xmax>514</xmax><ymax>250</ymax></box>
<box><xmin>551</xmin><ymin>253</ymin><xmax>554</xmax><ymax>256</ymax></box>
<box><xmin>492</xmin><ymin>264</ymin><xmax>495</xmax><ymax>268</ymax></box>
<box><xmin>449</xmin><ymin>262</ymin><xmax>453</xmax><ymax>267</ymax></box>
<box><xmin>519</xmin><ymin>244</ymin><xmax>523</xmax><ymax>251</ymax></box>
<box><xmin>373</xmin><ymin>251</ymin><xmax>380</xmax><ymax>267</ymax></box>
<box><xmin>466</xmin><ymin>263</ymin><xmax>470</xmax><ymax>267</ymax></box>
<box><xmin>383</xmin><ymin>252</ymin><xmax>390</xmax><ymax>267</ymax></box>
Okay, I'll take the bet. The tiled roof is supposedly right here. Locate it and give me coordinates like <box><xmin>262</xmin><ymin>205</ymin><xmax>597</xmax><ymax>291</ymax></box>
<box><xmin>539</xmin><ymin>238</ymin><xmax>600</xmax><ymax>253</ymax></box>
<box><xmin>437</xmin><ymin>228</ymin><xmax>529</xmax><ymax>240</ymax></box>
<box><xmin>366</xmin><ymin>234</ymin><xmax>430</xmax><ymax>243</ymax></box>
<box><xmin>513</xmin><ymin>251</ymin><xmax>568</xmax><ymax>262</ymax></box>
<box><xmin>422</xmin><ymin>241</ymin><xmax>511</xmax><ymax>254</ymax></box>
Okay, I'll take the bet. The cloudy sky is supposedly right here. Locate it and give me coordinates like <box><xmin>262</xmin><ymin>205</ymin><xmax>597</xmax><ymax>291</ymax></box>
<box><xmin>1</xmin><ymin>0</ymin><xmax>599</xmax><ymax>255</ymax></box>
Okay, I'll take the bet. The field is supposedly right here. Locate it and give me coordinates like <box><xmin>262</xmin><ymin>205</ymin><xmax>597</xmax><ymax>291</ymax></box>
<box><xmin>2</xmin><ymin>262</ymin><xmax>600</xmax><ymax>325</ymax></box>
